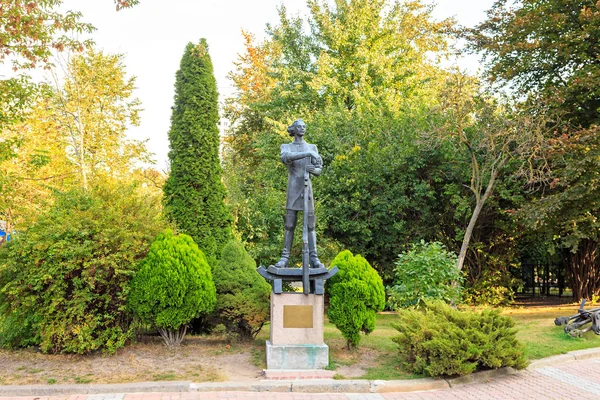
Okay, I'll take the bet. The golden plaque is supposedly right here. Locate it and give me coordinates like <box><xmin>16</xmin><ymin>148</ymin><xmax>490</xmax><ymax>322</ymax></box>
<box><xmin>283</xmin><ymin>305</ymin><xmax>314</xmax><ymax>328</ymax></box>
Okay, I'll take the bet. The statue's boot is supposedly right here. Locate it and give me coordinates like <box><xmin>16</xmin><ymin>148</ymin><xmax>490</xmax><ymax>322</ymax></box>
<box><xmin>274</xmin><ymin>212</ymin><xmax>296</xmax><ymax>268</ymax></box>
<box><xmin>308</xmin><ymin>229</ymin><xmax>324</xmax><ymax>269</ymax></box>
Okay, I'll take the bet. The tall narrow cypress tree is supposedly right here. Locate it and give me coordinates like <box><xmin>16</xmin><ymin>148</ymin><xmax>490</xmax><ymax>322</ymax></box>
<box><xmin>163</xmin><ymin>40</ymin><xmax>232</xmax><ymax>260</ymax></box>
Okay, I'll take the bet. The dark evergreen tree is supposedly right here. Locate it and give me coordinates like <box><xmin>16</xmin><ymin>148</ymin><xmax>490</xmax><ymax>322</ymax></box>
<box><xmin>212</xmin><ymin>240</ymin><xmax>271</xmax><ymax>340</ymax></box>
<box><xmin>163</xmin><ymin>40</ymin><xmax>232</xmax><ymax>260</ymax></box>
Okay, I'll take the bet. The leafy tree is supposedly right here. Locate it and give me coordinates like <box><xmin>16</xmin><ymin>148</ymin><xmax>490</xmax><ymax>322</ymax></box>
<box><xmin>1</xmin><ymin>0</ymin><xmax>91</xmax><ymax>70</ymax></box>
<box><xmin>1</xmin><ymin>0</ymin><xmax>138</xmax><ymax>67</ymax></box>
<box><xmin>0</xmin><ymin>49</ymin><xmax>152</xmax><ymax>231</ymax></box>
<box><xmin>317</xmin><ymin>111</ymin><xmax>453</xmax><ymax>279</ymax></box>
<box><xmin>163</xmin><ymin>40</ymin><xmax>232</xmax><ymax>261</ymax></box>
<box><xmin>0</xmin><ymin>77</ymin><xmax>38</xmax><ymax>131</ymax></box>
<box><xmin>212</xmin><ymin>240</ymin><xmax>271</xmax><ymax>340</ymax></box>
<box><xmin>469</xmin><ymin>0</ymin><xmax>600</xmax><ymax>127</ymax></box>
<box><xmin>0</xmin><ymin>183</ymin><xmax>163</xmax><ymax>354</ymax></box>
<box><xmin>0</xmin><ymin>94</ymin><xmax>74</xmax><ymax>231</ymax></box>
<box><xmin>128</xmin><ymin>229</ymin><xmax>216</xmax><ymax>347</ymax></box>
<box><xmin>326</xmin><ymin>250</ymin><xmax>385</xmax><ymax>348</ymax></box>
<box><xmin>470</xmin><ymin>0</ymin><xmax>600</xmax><ymax>299</ymax></box>
<box><xmin>52</xmin><ymin>49</ymin><xmax>148</xmax><ymax>189</ymax></box>
<box><xmin>223</xmin><ymin>0</ymin><xmax>456</xmax><ymax>272</ymax></box>
<box><xmin>0</xmin><ymin>0</ymin><xmax>138</xmax><ymax>133</ymax></box>
<box><xmin>521</xmin><ymin>126</ymin><xmax>600</xmax><ymax>299</ymax></box>
<box><xmin>434</xmin><ymin>73</ymin><xmax>550</xmax><ymax>273</ymax></box>
<box><xmin>387</xmin><ymin>241</ymin><xmax>461</xmax><ymax>309</ymax></box>
<box><xmin>305</xmin><ymin>0</ymin><xmax>451</xmax><ymax>114</ymax></box>
<box><xmin>460</xmin><ymin>206</ymin><xmax>523</xmax><ymax>307</ymax></box>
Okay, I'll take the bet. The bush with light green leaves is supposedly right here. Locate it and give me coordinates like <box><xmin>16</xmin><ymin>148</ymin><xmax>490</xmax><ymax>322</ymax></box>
<box><xmin>0</xmin><ymin>184</ymin><xmax>163</xmax><ymax>354</ymax></box>
<box><xmin>326</xmin><ymin>250</ymin><xmax>385</xmax><ymax>349</ymax></box>
<box><xmin>128</xmin><ymin>229</ymin><xmax>216</xmax><ymax>347</ymax></box>
<box><xmin>387</xmin><ymin>241</ymin><xmax>462</xmax><ymax>310</ymax></box>
<box><xmin>393</xmin><ymin>301</ymin><xmax>528</xmax><ymax>377</ymax></box>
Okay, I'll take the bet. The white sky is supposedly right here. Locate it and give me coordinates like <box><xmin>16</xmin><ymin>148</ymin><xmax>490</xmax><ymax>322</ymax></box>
<box><xmin>58</xmin><ymin>0</ymin><xmax>495</xmax><ymax>168</ymax></box>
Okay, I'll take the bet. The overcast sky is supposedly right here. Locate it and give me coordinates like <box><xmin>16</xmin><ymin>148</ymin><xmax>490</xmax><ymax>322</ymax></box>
<box><xmin>58</xmin><ymin>0</ymin><xmax>496</xmax><ymax>168</ymax></box>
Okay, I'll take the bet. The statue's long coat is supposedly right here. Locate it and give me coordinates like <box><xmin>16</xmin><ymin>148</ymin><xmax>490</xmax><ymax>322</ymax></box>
<box><xmin>280</xmin><ymin>142</ymin><xmax>321</xmax><ymax>212</ymax></box>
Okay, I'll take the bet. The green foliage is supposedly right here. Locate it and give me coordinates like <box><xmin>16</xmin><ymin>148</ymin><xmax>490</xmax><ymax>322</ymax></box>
<box><xmin>223</xmin><ymin>0</ymin><xmax>457</xmax><ymax>272</ymax></box>
<box><xmin>522</xmin><ymin>127</ymin><xmax>600</xmax><ymax>299</ymax></box>
<box><xmin>163</xmin><ymin>40</ymin><xmax>232</xmax><ymax>261</ymax></box>
<box><xmin>327</xmin><ymin>250</ymin><xmax>385</xmax><ymax>348</ymax></box>
<box><xmin>0</xmin><ymin>76</ymin><xmax>38</xmax><ymax>131</ymax></box>
<box><xmin>470</xmin><ymin>0</ymin><xmax>600</xmax><ymax>127</ymax></box>
<box><xmin>392</xmin><ymin>301</ymin><xmax>528</xmax><ymax>377</ymax></box>
<box><xmin>387</xmin><ymin>241</ymin><xmax>461</xmax><ymax>309</ymax></box>
<box><xmin>462</xmin><ymin>236</ymin><xmax>521</xmax><ymax>307</ymax></box>
<box><xmin>316</xmin><ymin>111</ymin><xmax>458</xmax><ymax>281</ymax></box>
<box><xmin>55</xmin><ymin>49</ymin><xmax>148</xmax><ymax>187</ymax></box>
<box><xmin>463</xmin><ymin>272</ymin><xmax>516</xmax><ymax>307</ymax></box>
<box><xmin>128</xmin><ymin>229</ymin><xmax>216</xmax><ymax>332</ymax></box>
<box><xmin>472</xmin><ymin>0</ymin><xmax>600</xmax><ymax>300</ymax></box>
<box><xmin>0</xmin><ymin>184</ymin><xmax>163</xmax><ymax>354</ymax></box>
<box><xmin>0</xmin><ymin>0</ymin><xmax>137</xmax><ymax>157</ymax></box>
<box><xmin>458</xmin><ymin>186</ymin><xmax>526</xmax><ymax>307</ymax></box>
<box><xmin>212</xmin><ymin>240</ymin><xmax>271</xmax><ymax>340</ymax></box>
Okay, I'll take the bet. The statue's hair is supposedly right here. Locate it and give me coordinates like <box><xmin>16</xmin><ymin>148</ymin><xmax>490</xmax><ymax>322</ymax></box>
<box><xmin>287</xmin><ymin>119</ymin><xmax>305</xmax><ymax>136</ymax></box>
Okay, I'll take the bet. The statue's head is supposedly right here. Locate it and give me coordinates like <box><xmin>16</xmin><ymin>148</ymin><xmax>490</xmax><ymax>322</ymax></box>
<box><xmin>287</xmin><ymin>119</ymin><xmax>306</xmax><ymax>136</ymax></box>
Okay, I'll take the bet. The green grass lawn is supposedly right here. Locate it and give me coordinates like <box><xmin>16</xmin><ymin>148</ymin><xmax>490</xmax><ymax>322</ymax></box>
<box><xmin>259</xmin><ymin>302</ymin><xmax>600</xmax><ymax>380</ymax></box>
<box><xmin>325</xmin><ymin>313</ymin><xmax>421</xmax><ymax>380</ymax></box>
<box><xmin>505</xmin><ymin>304</ymin><xmax>600</xmax><ymax>360</ymax></box>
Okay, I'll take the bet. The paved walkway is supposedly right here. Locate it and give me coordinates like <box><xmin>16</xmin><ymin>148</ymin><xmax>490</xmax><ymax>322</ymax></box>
<box><xmin>1</xmin><ymin>359</ymin><xmax>599</xmax><ymax>400</ymax></box>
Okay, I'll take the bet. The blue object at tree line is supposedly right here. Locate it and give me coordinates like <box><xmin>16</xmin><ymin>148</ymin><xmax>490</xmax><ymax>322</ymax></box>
<box><xmin>0</xmin><ymin>230</ymin><xmax>10</xmax><ymax>242</ymax></box>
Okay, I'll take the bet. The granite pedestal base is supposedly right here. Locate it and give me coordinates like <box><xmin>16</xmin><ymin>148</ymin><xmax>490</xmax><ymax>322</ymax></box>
<box><xmin>266</xmin><ymin>340</ymin><xmax>329</xmax><ymax>370</ymax></box>
<box><xmin>266</xmin><ymin>292</ymin><xmax>329</xmax><ymax>371</ymax></box>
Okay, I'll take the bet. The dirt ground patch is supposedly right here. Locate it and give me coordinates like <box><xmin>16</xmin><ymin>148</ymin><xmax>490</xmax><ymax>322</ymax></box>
<box><xmin>0</xmin><ymin>336</ymin><xmax>264</xmax><ymax>385</ymax></box>
<box><xmin>2</xmin><ymin>305</ymin><xmax>598</xmax><ymax>385</ymax></box>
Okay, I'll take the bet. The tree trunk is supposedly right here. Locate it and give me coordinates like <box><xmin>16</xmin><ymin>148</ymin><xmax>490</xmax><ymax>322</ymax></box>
<box><xmin>75</xmin><ymin>116</ymin><xmax>87</xmax><ymax>190</ymax></box>
<box><xmin>567</xmin><ymin>239</ymin><xmax>600</xmax><ymax>301</ymax></box>
<box><xmin>157</xmin><ymin>325</ymin><xmax>187</xmax><ymax>348</ymax></box>
<box><xmin>456</xmin><ymin>171</ymin><xmax>498</xmax><ymax>272</ymax></box>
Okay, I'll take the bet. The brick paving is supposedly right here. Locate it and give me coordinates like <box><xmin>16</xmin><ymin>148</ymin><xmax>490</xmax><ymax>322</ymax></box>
<box><xmin>1</xmin><ymin>358</ymin><xmax>599</xmax><ymax>400</ymax></box>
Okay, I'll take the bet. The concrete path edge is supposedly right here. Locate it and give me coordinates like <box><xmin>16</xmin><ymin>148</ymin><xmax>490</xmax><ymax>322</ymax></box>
<box><xmin>0</xmin><ymin>347</ymin><xmax>599</xmax><ymax>396</ymax></box>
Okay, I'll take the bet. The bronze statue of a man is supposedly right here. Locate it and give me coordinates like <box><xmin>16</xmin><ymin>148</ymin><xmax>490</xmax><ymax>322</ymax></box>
<box><xmin>274</xmin><ymin>119</ymin><xmax>324</xmax><ymax>269</ymax></box>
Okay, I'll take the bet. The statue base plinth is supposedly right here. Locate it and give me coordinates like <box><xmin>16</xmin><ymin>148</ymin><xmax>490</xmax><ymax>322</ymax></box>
<box><xmin>267</xmin><ymin>292</ymin><xmax>329</xmax><ymax>370</ymax></box>
<box><xmin>266</xmin><ymin>341</ymin><xmax>330</xmax><ymax>370</ymax></box>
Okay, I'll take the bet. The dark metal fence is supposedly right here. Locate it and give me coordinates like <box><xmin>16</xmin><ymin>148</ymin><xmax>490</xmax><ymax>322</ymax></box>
<box><xmin>519</xmin><ymin>261</ymin><xmax>568</xmax><ymax>297</ymax></box>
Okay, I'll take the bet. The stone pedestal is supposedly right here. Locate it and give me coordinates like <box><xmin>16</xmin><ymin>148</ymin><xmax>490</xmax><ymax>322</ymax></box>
<box><xmin>266</xmin><ymin>292</ymin><xmax>329</xmax><ymax>370</ymax></box>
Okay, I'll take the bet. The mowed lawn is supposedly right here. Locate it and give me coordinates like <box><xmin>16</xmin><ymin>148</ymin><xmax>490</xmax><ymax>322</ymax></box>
<box><xmin>320</xmin><ymin>302</ymin><xmax>600</xmax><ymax>379</ymax></box>
<box><xmin>255</xmin><ymin>301</ymin><xmax>600</xmax><ymax>380</ymax></box>
<box><xmin>506</xmin><ymin>303</ymin><xmax>600</xmax><ymax>360</ymax></box>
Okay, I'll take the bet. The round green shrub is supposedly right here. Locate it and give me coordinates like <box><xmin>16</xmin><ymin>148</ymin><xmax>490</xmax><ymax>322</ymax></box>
<box><xmin>392</xmin><ymin>301</ymin><xmax>528</xmax><ymax>377</ymax></box>
<box><xmin>387</xmin><ymin>240</ymin><xmax>462</xmax><ymax>309</ymax></box>
<box><xmin>128</xmin><ymin>229</ymin><xmax>216</xmax><ymax>345</ymax></box>
<box><xmin>326</xmin><ymin>250</ymin><xmax>385</xmax><ymax>348</ymax></box>
<box><xmin>212</xmin><ymin>240</ymin><xmax>271</xmax><ymax>340</ymax></box>
<box><xmin>0</xmin><ymin>184</ymin><xmax>163</xmax><ymax>354</ymax></box>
